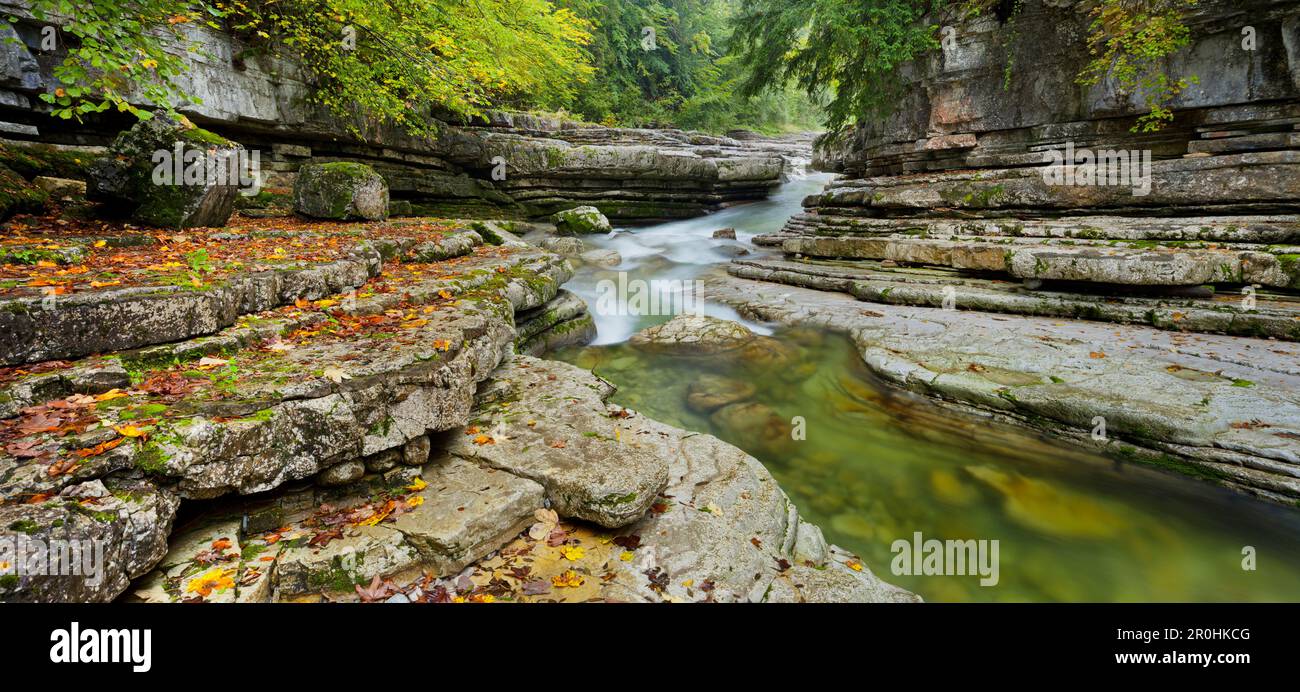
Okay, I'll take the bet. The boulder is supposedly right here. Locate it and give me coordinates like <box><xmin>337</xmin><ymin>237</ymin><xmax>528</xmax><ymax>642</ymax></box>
<box><xmin>87</xmin><ymin>113</ymin><xmax>245</xmax><ymax>228</ymax></box>
<box><xmin>629</xmin><ymin>314</ymin><xmax>756</xmax><ymax>355</ymax></box>
<box><xmin>293</xmin><ymin>162</ymin><xmax>389</xmax><ymax>221</ymax></box>
<box><xmin>551</xmin><ymin>205</ymin><xmax>612</xmax><ymax>235</ymax></box>
<box><xmin>712</xmin><ymin>228</ymin><xmax>736</xmax><ymax>239</ymax></box>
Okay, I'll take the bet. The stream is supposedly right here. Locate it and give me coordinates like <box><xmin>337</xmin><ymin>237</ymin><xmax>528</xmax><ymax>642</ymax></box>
<box><xmin>540</xmin><ymin>171</ymin><xmax>1300</xmax><ymax>602</ymax></box>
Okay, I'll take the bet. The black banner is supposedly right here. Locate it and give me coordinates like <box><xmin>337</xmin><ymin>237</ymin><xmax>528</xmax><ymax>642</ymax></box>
<box><xmin>0</xmin><ymin>603</ymin><xmax>1288</xmax><ymax>678</ymax></box>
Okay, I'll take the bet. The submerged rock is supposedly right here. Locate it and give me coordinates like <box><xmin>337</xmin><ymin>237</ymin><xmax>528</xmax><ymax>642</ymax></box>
<box><xmin>709</xmin><ymin>400</ymin><xmax>796</xmax><ymax>456</ymax></box>
<box><xmin>551</xmin><ymin>205</ymin><xmax>612</xmax><ymax>235</ymax></box>
<box><xmin>579</xmin><ymin>248</ymin><xmax>622</xmax><ymax>266</ymax></box>
<box><xmin>964</xmin><ymin>466</ymin><xmax>1127</xmax><ymax>539</ymax></box>
<box><xmin>685</xmin><ymin>374</ymin><xmax>756</xmax><ymax>413</ymax></box>
<box><xmin>293</xmin><ymin>162</ymin><xmax>389</xmax><ymax>221</ymax></box>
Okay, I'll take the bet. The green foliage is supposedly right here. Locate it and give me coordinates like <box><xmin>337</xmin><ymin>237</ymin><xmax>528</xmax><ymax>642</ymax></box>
<box><xmin>8</xmin><ymin>1</ymin><xmax>219</xmax><ymax>121</ymax></box>
<box><xmin>224</xmin><ymin>0</ymin><xmax>593</xmax><ymax>137</ymax></box>
<box><xmin>559</xmin><ymin>0</ymin><xmax>823</xmax><ymax>132</ymax></box>
<box><xmin>1076</xmin><ymin>0</ymin><xmax>1199</xmax><ymax>132</ymax></box>
<box><xmin>731</xmin><ymin>0</ymin><xmax>938</xmax><ymax>133</ymax></box>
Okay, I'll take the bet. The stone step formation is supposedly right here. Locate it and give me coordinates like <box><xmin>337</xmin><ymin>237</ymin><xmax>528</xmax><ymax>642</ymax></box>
<box><xmin>0</xmin><ymin>214</ymin><xmax>904</xmax><ymax>603</ymax></box>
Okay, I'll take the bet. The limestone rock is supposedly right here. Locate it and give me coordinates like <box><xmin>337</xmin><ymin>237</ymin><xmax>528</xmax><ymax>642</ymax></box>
<box><xmin>293</xmin><ymin>162</ymin><xmax>389</xmax><ymax>221</ymax></box>
<box><xmin>32</xmin><ymin>176</ymin><xmax>86</xmax><ymax>200</ymax></box>
<box><xmin>629</xmin><ymin>314</ymin><xmax>756</xmax><ymax>355</ymax></box>
<box><xmin>0</xmin><ymin>477</ymin><xmax>179</xmax><ymax>603</ymax></box>
<box><xmin>712</xmin><ymin>228</ymin><xmax>736</xmax><ymax>239</ymax></box>
<box><xmin>88</xmin><ymin>113</ymin><xmax>244</xmax><ymax>228</ymax></box>
<box><xmin>551</xmin><ymin>205</ymin><xmax>612</xmax><ymax>235</ymax></box>
<box><xmin>318</xmin><ymin>461</ymin><xmax>365</xmax><ymax>486</ymax></box>
<box><xmin>448</xmin><ymin>357</ymin><xmax>669</xmax><ymax>527</ymax></box>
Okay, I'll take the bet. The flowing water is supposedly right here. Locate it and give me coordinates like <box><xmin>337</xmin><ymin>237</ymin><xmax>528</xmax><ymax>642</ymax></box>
<box><xmin>543</xmin><ymin>172</ymin><xmax>1300</xmax><ymax>602</ymax></box>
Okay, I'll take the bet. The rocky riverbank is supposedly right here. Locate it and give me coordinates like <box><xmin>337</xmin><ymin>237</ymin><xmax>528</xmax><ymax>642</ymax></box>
<box><xmin>714</xmin><ymin>0</ymin><xmax>1300</xmax><ymax>504</ymax></box>
<box><xmin>0</xmin><ymin>193</ymin><xmax>911</xmax><ymax>602</ymax></box>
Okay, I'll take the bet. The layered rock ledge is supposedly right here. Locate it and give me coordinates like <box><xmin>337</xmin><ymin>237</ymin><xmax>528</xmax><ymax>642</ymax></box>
<box><xmin>0</xmin><ymin>211</ymin><xmax>908</xmax><ymax>603</ymax></box>
<box><xmin>129</xmin><ymin>357</ymin><xmax>913</xmax><ymax>603</ymax></box>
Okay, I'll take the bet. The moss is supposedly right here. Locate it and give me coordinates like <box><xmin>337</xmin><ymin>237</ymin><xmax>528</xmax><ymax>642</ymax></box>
<box><xmin>240</xmin><ymin>542</ymin><xmax>267</xmax><ymax>562</ymax></box>
<box><xmin>8</xmin><ymin>519</ymin><xmax>40</xmax><ymax>534</ymax></box>
<box><xmin>0</xmin><ymin>574</ymin><xmax>18</xmax><ymax>589</ymax></box>
<box><xmin>0</xmin><ymin>164</ymin><xmax>48</xmax><ymax>220</ymax></box>
<box><xmin>469</xmin><ymin>221</ymin><xmax>504</xmax><ymax>245</ymax></box>
<box><xmin>596</xmin><ymin>491</ymin><xmax>638</xmax><ymax>506</ymax></box>
<box><xmin>180</xmin><ymin>126</ymin><xmax>233</xmax><ymax>147</ymax></box>
<box><xmin>0</xmin><ymin>141</ymin><xmax>94</xmax><ymax>180</ymax></box>
<box><xmin>135</xmin><ymin>443</ymin><xmax>171</xmax><ymax>474</ymax></box>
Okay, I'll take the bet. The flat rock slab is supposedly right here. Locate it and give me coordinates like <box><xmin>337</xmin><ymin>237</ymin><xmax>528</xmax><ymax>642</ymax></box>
<box><xmin>729</xmin><ymin>258</ymin><xmax>1300</xmax><ymax>342</ymax></box>
<box><xmin>783</xmin><ymin>236</ymin><xmax>1298</xmax><ymax>288</ymax></box>
<box><xmin>132</xmin><ymin>457</ymin><xmax>543</xmax><ymax>602</ymax></box>
<box><xmin>447</xmin><ymin>358</ymin><xmax>670</xmax><ymax>527</ymax></box>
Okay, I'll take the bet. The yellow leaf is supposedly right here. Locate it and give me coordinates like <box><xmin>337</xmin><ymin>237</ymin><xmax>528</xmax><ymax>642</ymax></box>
<box><xmin>114</xmin><ymin>425</ymin><xmax>146</xmax><ymax>438</ymax></box>
<box><xmin>186</xmin><ymin>567</ymin><xmax>234</xmax><ymax>596</ymax></box>
<box><xmin>93</xmin><ymin>240</ymin><xmax>107</xmax><ymax>248</ymax></box>
<box><xmin>619</xmin><ymin>551</ymin><xmax>634</xmax><ymax>562</ymax></box>
<box><xmin>407</xmin><ymin>477</ymin><xmax>428</xmax><ymax>492</ymax></box>
<box><xmin>93</xmin><ymin>388</ymin><xmax>129</xmax><ymax>402</ymax></box>
<box><xmin>551</xmin><ymin>570</ymin><xmax>585</xmax><ymax>588</ymax></box>
<box><xmin>846</xmin><ymin>560</ymin><xmax>864</xmax><ymax>572</ymax></box>
<box><xmin>560</xmin><ymin>545</ymin><xmax>585</xmax><ymax>561</ymax></box>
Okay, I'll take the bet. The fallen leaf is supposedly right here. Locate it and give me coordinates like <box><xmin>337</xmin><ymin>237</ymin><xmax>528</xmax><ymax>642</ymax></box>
<box><xmin>551</xmin><ymin>570</ymin><xmax>585</xmax><ymax>588</ymax></box>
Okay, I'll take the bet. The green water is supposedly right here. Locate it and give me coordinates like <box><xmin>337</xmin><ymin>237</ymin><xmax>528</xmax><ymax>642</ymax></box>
<box><xmin>554</xmin><ymin>328</ymin><xmax>1300</xmax><ymax>602</ymax></box>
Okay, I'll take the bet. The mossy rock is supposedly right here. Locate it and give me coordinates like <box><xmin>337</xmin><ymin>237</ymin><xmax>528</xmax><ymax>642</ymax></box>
<box><xmin>0</xmin><ymin>164</ymin><xmax>48</xmax><ymax>220</ymax></box>
<box><xmin>293</xmin><ymin>162</ymin><xmax>389</xmax><ymax>221</ymax></box>
<box><xmin>87</xmin><ymin>112</ymin><xmax>245</xmax><ymax>229</ymax></box>
<box><xmin>0</xmin><ymin>141</ymin><xmax>96</xmax><ymax>181</ymax></box>
<box><xmin>550</xmin><ymin>205</ymin><xmax>612</xmax><ymax>235</ymax></box>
